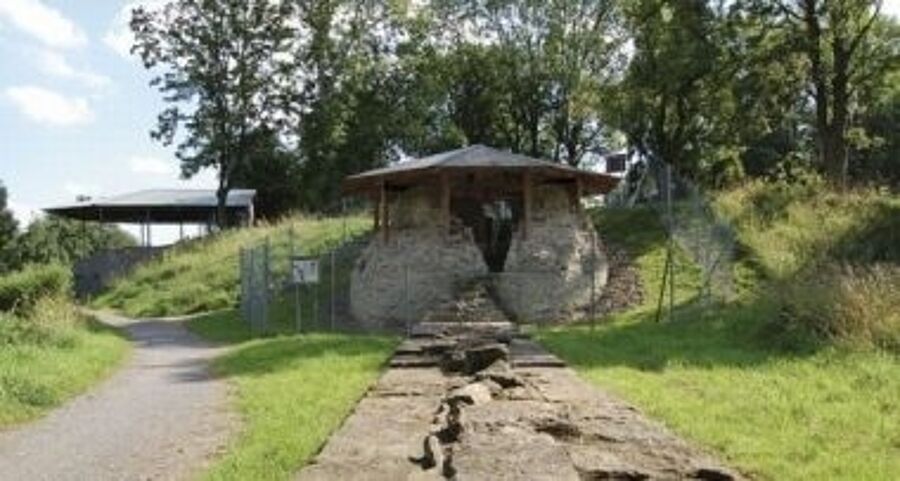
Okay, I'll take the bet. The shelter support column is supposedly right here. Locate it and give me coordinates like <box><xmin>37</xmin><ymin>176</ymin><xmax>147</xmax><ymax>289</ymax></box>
<box><xmin>522</xmin><ymin>171</ymin><xmax>532</xmax><ymax>240</ymax></box>
<box><xmin>575</xmin><ymin>177</ymin><xmax>583</xmax><ymax>214</ymax></box>
<box><xmin>380</xmin><ymin>181</ymin><xmax>389</xmax><ymax>243</ymax></box>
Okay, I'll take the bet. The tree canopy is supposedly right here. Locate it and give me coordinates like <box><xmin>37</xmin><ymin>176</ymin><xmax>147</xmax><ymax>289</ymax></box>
<box><xmin>130</xmin><ymin>0</ymin><xmax>900</xmax><ymax>215</ymax></box>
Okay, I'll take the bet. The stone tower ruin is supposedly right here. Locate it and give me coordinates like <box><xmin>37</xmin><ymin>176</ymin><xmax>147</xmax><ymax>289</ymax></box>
<box><xmin>342</xmin><ymin>145</ymin><xmax>619</xmax><ymax>328</ymax></box>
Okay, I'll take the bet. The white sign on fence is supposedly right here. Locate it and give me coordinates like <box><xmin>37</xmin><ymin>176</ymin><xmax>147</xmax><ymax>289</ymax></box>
<box><xmin>291</xmin><ymin>257</ymin><xmax>319</xmax><ymax>284</ymax></box>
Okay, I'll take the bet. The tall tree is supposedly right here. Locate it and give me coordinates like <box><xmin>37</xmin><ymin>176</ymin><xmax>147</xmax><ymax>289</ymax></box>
<box><xmin>759</xmin><ymin>0</ymin><xmax>894</xmax><ymax>184</ymax></box>
<box><xmin>609</xmin><ymin>0</ymin><xmax>728</xmax><ymax>178</ymax></box>
<box><xmin>131</xmin><ymin>0</ymin><xmax>294</xmax><ymax>226</ymax></box>
<box><xmin>0</xmin><ymin>181</ymin><xmax>18</xmax><ymax>273</ymax></box>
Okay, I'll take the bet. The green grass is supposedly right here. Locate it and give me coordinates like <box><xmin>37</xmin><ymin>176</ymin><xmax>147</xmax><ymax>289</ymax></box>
<box><xmin>0</xmin><ymin>299</ymin><xmax>129</xmax><ymax>426</ymax></box>
<box><xmin>537</xmin><ymin>192</ymin><xmax>900</xmax><ymax>480</ymax></box>
<box><xmin>93</xmin><ymin>215</ymin><xmax>370</xmax><ymax>317</ymax></box>
<box><xmin>185</xmin><ymin>311</ymin><xmax>396</xmax><ymax>481</ymax></box>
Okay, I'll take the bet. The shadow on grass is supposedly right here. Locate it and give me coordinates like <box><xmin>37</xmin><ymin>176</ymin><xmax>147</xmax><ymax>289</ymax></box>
<box><xmin>538</xmin><ymin>294</ymin><xmax>820</xmax><ymax>372</ymax></box>
<box><xmin>211</xmin><ymin>334</ymin><xmax>396</xmax><ymax>379</ymax></box>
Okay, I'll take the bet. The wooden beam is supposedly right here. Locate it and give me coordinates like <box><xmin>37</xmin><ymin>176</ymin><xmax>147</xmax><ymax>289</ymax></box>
<box><xmin>522</xmin><ymin>171</ymin><xmax>532</xmax><ymax>240</ymax></box>
<box><xmin>440</xmin><ymin>172</ymin><xmax>451</xmax><ymax>237</ymax></box>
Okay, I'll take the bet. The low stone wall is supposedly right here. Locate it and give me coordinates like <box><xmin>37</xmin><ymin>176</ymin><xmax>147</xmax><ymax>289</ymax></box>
<box><xmin>74</xmin><ymin>246</ymin><xmax>165</xmax><ymax>298</ymax></box>
<box><xmin>496</xmin><ymin>186</ymin><xmax>608</xmax><ymax>322</ymax></box>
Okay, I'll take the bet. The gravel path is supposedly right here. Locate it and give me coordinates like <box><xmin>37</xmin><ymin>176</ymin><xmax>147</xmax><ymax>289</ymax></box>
<box><xmin>0</xmin><ymin>312</ymin><xmax>235</xmax><ymax>481</ymax></box>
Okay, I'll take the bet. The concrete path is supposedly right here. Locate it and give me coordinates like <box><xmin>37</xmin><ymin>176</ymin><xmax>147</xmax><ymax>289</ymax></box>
<box><xmin>0</xmin><ymin>312</ymin><xmax>235</xmax><ymax>481</ymax></box>
<box><xmin>297</xmin><ymin>323</ymin><xmax>743</xmax><ymax>481</ymax></box>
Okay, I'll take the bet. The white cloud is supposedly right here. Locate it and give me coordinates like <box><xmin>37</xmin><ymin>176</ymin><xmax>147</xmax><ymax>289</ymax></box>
<box><xmin>129</xmin><ymin>156</ymin><xmax>177</xmax><ymax>176</ymax></box>
<box><xmin>5</xmin><ymin>85</ymin><xmax>95</xmax><ymax>126</ymax></box>
<box><xmin>104</xmin><ymin>1</ymin><xmax>166</xmax><ymax>59</ymax></box>
<box><xmin>37</xmin><ymin>50</ymin><xmax>111</xmax><ymax>89</ymax></box>
<box><xmin>0</xmin><ymin>0</ymin><xmax>87</xmax><ymax>49</ymax></box>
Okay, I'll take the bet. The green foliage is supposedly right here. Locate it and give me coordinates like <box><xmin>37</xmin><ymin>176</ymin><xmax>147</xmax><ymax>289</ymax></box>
<box><xmin>131</xmin><ymin>0</ymin><xmax>294</xmax><ymax>225</ymax></box>
<box><xmin>539</xmin><ymin>193</ymin><xmax>900</xmax><ymax>480</ymax></box>
<box><xmin>0</xmin><ymin>181</ymin><xmax>18</xmax><ymax>273</ymax></box>
<box><xmin>781</xmin><ymin>264</ymin><xmax>900</xmax><ymax>351</ymax></box>
<box><xmin>0</xmin><ymin>301</ymin><xmax>128</xmax><ymax>426</ymax></box>
<box><xmin>0</xmin><ymin>264</ymin><xmax>71</xmax><ymax>313</ymax></box>
<box><xmin>9</xmin><ymin>217</ymin><xmax>135</xmax><ymax>270</ymax></box>
<box><xmin>94</xmin><ymin>215</ymin><xmax>370</xmax><ymax>317</ymax></box>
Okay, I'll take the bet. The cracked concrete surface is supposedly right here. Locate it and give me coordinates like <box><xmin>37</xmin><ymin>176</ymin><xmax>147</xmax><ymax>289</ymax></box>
<box><xmin>296</xmin><ymin>324</ymin><xmax>743</xmax><ymax>481</ymax></box>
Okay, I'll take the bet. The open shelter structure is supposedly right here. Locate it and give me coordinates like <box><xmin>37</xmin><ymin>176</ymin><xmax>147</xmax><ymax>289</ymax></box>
<box><xmin>343</xmin><ymin>145</ymin><xmax>619</xmax><ymax>326</ymax></box>
<box><xmin>43</xmin><ymin>188</ymin><xmax>256</xmax><ymax>297</ymax></box>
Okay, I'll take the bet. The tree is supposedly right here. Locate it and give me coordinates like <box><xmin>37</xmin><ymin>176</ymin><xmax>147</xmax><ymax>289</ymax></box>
<box><xmin>0</xmin><ymin>181</ymin><xmax>18</xmax><ymax>273</ymax></box>
<box><xmin>9</xmin><ymin>217</ymin><xmax>135</xmax><ymax>269</ymax></box>
<box><xmin>757</xmin><ymin>0</ymin><xmax>895</xmax><ymax>185</ymax></box>
<box><xmin>131</xmin><ymin>0</ymin><xmax>294</xmax><ymax>227</ymax></box>
<box><xmin>608</xmin><ymin>0</ymin><xmax>729</xmax><ymax>179</ymax></box>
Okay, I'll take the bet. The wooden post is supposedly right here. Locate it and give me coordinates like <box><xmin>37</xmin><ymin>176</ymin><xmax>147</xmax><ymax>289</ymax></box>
<box><xmin>372</xmin><ymin>194</ymin><xmax>380</xmax><ymax>230</ymax></box>
<box><xmin>575</xmin><ymin>177</ymin><xmax>583</xmax><ymax>214</ymax></box>
<box><xmin>440</xmin><ymin>171</ymin><xmax>451</xmax><ymax>237</ymax></box>
<box><xmin>521</xmin><ymin>171</ymin><xmax>532</xmax><ymax>239</ymax></box>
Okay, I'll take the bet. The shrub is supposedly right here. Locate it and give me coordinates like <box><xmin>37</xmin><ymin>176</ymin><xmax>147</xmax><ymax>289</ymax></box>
<box><xmin>780</xmin><ymin>263</ymin><xmax>900</xmax><ymax>351</ymax></box>
<box><xmin>0</xmin><ymin>296</ymin><xmax>82</xmax><ymax>348</ymax></box>
<box><xmin>0</xmin><ymin>264</ymin><xmax>72</xmax><ymax>313</ymax></box>
<box><xmin>0</xmin><ymin>265</ymin><xmax>71</xmax><ymax>309</ymax></box>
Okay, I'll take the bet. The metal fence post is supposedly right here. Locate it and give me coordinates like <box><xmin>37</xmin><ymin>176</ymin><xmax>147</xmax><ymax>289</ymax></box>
<box><xmin>590</xmin><ymin>243</ymin><xmax>596</xmax><ymax>332</ymax></box>
<box><xmin>295</xmin><ymin>280</ymin><xmax>302</xmax><ymax>333</ymax></box>
<box><xmin>262</xmin><ymin>238</ymin><xmax>270</xmax><ymax>332</ymax></box>
<box><xmin>330</xmin><ymin>249</ymin><xmax>336</xmax><ymax>331</ymax></box>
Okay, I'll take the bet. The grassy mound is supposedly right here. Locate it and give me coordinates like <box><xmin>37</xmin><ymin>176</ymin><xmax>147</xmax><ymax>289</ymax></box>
<box><xmin>538</xmin><ymin>184</ymin><xmax>900</xmax><ymax>480</ymax></box>
<box><xmin>0</xmin><ymin>266</ymin><xmax>129</xmax><ymax>426</ymax></box>
<box><xmin>94</xmin><ymin>216</ymin><xmax>369</xmax><ymax>317</ymax></box>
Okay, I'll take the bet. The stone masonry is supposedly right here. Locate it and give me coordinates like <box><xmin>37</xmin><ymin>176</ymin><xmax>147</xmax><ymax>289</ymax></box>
<box><xmin>350</xmin><ymin>185</ymin><xmax>609</xmax><ymax>327</ymax></box>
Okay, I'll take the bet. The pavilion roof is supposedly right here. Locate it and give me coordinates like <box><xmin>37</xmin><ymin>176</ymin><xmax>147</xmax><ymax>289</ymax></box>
<box><xmin>343</xmin><ymin>145</ymin><xmax>619</xmax><ymax>195</ymax></box>
<box><xmin>43</xmin><ymin>189</ymin><xmax>255</xmax><ymax>224</ymax></box>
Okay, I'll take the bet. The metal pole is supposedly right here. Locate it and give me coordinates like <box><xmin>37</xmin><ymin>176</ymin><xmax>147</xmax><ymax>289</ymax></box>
<box><xmin>295</xmin><ymin>282</ymin><xmax>302</xmax><ymax>333</ymax></box>
<box><xmin>314</xmin><ymin>269</ymin><xmax>320</xmax><ymax>329</ymax></box>
<box><xmin>263</xmin><ymin>238</ymin><xmax>270</xmax><ymax>332</ymax></box>
<box><xmin>330</xmin><ymin>249</ymin><xmax>336</xmax><ymax>330</ymax></box>
<box><xmin>667</xmin><ymin>163</ymin><xmax>674</xmax><ymax>322</ymax></box>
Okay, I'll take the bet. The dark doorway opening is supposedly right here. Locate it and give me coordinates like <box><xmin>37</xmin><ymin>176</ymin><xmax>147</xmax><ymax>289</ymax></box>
<box><xmin>452</xmin><ymin>197</ymin><xmax>520</xmax><ymax>272</ymax></box>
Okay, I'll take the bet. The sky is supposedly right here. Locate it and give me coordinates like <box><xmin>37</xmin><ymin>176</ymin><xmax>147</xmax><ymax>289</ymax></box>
<box><xmin>1</xmin><ymin>0</ymin><xmax>899</xmax><ymax>244</ymax></box>
<box><xmin>0</xmin><ymin>0</ymin><xmax>217</xmax><ymax>245</ymax></box>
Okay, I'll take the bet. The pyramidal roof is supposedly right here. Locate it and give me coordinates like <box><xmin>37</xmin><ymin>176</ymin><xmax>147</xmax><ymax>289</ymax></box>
<box><xmin>344</xmin><ymin>145</ymin><xmax>618</xmax><ymax>194</ymax></box>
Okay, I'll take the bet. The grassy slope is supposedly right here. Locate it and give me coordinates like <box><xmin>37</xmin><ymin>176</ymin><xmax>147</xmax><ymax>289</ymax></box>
<box><xmin>537</xmin><ymin>190</ymin><xmax>900</xmax><ymax>480</ymax></box>
<box><xmin>94</xmin><ymin>215</ymin><xmax>396</xmax><ymax>481</ymax></box>
<box><xmin>0</xmin><ymin>305</ymin><xmax>129</xmax><ymax>427</ymax></box>
<box><xmin>93</xmin><ymin>215</ymin><xmax>370</xmax><ymax>317</ymax></box>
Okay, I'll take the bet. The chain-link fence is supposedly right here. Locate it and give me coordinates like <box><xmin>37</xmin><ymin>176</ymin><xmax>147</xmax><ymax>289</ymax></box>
<box><xmin>238</xmin><ymin>221</ymin><xmax>369</xmax><ymax>334</ymax></box>
<box><xmin>607</xmin><ymin>157</ymin><xmax>736</xmax><ymax>319</ymax></box>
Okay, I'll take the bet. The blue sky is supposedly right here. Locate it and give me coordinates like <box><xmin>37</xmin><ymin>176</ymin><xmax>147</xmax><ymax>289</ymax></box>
<box><xmin>1</xmin><ymin>0</ymin><xmax>899</xmax><ymax>243</ymax></box>
<box><xmin>0</xmin><ymin>0</ymin><xmax>216</xmax><ymax>244</ymax></box>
